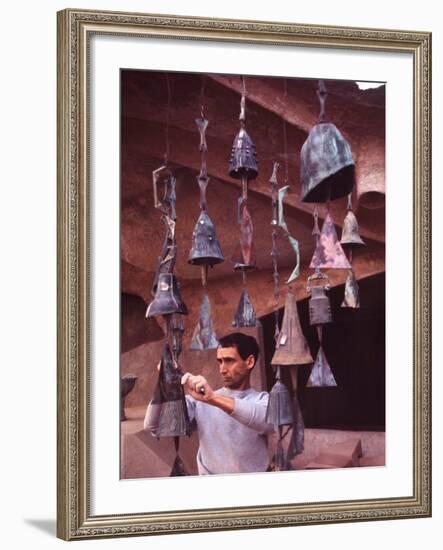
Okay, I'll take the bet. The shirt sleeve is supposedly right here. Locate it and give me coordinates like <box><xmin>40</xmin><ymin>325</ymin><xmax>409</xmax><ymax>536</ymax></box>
<box><xmin>230</xmin><ymin>391</ymin><xmax>275</xmax><ymax>435</ymax></box>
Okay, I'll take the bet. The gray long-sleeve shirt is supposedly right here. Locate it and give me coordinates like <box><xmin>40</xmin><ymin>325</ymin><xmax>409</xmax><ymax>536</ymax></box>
<box><xmin>144</xmin><ymin>387</ymin><xmax>274</xmax><ymax>475</ymax></box>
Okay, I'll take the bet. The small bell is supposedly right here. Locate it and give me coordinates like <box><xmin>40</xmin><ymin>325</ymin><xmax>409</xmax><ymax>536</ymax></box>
<box><xmin>146</xmin><ymin>273</ymin><xmax>188</xmax><ymax>318</ymax></box>
<box><xmin>307</xmin><ymin>346</ymin><xmax>337</xmax><ymax>387</ymax></box>
<box><xmin>190</xmin><ymin>294</ymin><xmax>219</xmax><ymax>350</ymax></box>
<box><xmin>300</xmin><ymin>123</ymin><xmax>355</xmax><ymax>203</ymax></box>
<box><xmin>310</xmin><ymin>212</ymin><xmax>351</xmax><ymax>270</ymax></box>
<box><xmin>308</xmin><ymin>286</ymin><xmax>332</xmax><ymax>326</ymax></box>
<box><xmin>154</xmin><ymin>344</ymin><xmax>191</xmax><ymax>438</ymax></box>
<box><xmin>232</xmin><ymin>288</ymin><xmax>257</xmax><ymax>327</ymax></box>
<box><xmin>228</xmin><ymin>128</ymin><xmax>258</xmax><ymax>180</ymax></box>
<box><xmin>340</xmin><ymin>209</ymin><xmax>365</xmax><ymax>247</ymax></box>
<box><xmin>188</xmin><ymin>210</ymin><xmax>224</xmax><ymax>266</ymax></box>
<box><xmin>341</xmin><ymin>269</ymin><xmax>360</xmax><ymax>309</ymax></box>
<box><xmin>271</xmin><ymin>293</ymin><xmax>313</xmax><ymax>366</ymax></box>
<box><xmin>266</xmin><ymin>367</ymin><xmax>294</xmax><ymax>427</ymax></box>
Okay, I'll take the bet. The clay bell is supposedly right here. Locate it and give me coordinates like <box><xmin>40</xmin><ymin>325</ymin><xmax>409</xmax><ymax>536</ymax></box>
<box><xmin>300</xmin><ymin>123</ymin><xmax>355</xmax><ymax>203</ymax></box>
<box><xmin>188</xmin><ymin>210</ymin><xmax>224</xmax><ymax>267</ymax></box>
<box><xmin>340</xmin><ymin>209</ymin><xmax>365</xmax><ymax>247</ymax></box>
<box><xmin>272</xmin><ymin>293</ymin><xmax>313</xmax><ymax>366</ymax></box>
<box><xmin>146</xmin><ymin>273</ymin><xmax>188</xmax><ymax>318</ymax></box>
<box><xmin>228</xmin><ymin>128</ymin><xmax>258</xmax><ymax>180</ymax></box>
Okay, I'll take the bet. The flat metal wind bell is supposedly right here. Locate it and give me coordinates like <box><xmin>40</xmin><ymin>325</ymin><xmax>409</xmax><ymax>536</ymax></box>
<box><xmin>277</xmin><ymin>186</ymin><xmax>300</xmax><ymax>284</ymax></box>
<box><xmin>307</xmin><ymin>340</ymin><xmax>337</xmax><ymax>387</ymax></box>
<box><xmin>272</xmin><ymin>292</ymin><xmax>313</xmax><ymax>366</ymax></box>
<box><xmin>190</xmin><ymin>294</ymin><xmax>219</xmax><ymax>350</ymax></box>
<box><xmin>310</xmin><ymin>212</ymin><xmax>351</xmax><ymax>270</ymax></box>
<box><xmin>232</xmin><ymin>288</ymin><xmax>258</xmax><ymax>328</ymax></box>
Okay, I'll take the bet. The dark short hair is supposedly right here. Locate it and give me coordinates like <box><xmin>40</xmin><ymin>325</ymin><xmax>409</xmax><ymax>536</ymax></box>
<box><xmin>218</xmin><ymin>332</ymin><xmax>260</xmax><ymax>363</ymax></box>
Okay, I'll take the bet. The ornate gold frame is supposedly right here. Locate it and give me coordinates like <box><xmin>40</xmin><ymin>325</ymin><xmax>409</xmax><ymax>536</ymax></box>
<box><xmin>57</xmin><ymin>8</ymin><xmax>431</xmax><ymax>541</ymax></box>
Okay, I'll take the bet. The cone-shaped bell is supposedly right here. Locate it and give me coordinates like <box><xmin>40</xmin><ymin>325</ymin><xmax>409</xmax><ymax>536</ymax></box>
<box><xmin>155</xmin><ymin>344</ymin><xmax>191</xmax><ymax>437</ymax></box>
<box><xmin>146</xmin><ymin>273</ymin><xmax>188</xmax><ymax>318</ymax></box>
<box><xmin>228</xmin><ymin>127</ymin><xmax>258</xmax><ymax>180</ymax></box>
<box><xmin>272</xmin><ymin>293</ymin><xmax>313</xmax><ymax>366</ymax></box>
<box><xmin>310</xmin><ymin>212</ymin><xmax>351</xmax><ymax>269</ymax></box>
<box><xmin>307</xmin><ymin>346</ymin><xmax>337</xmax><ymax>387</ymax></box>
<box><xmin>341</xmin><ymin>269</ymin><xmax>360</xmax><ymax>309</ymax></box>
<box><xmin>300</xmin><ymin>123</ymin><xmax>355</xmax><ymax>203</ymax></box>
<box><xmin>190</xmin><ymin>294</ymin><xmax>219</xmax><ymax>350</ymax></box>
<box><xmin>286</xmin><ymin>394</ymin><xmax>305</xmax><ymax>459</ymax></box>
<box><xmin>232</xmin><ymin>288</ymin><xmax>257</xmax><ymax>327</ymax></box>
<box><xmin>188</xmin><ymin>210</ymin><xmax>224</xmax><ymax>266</ymax></box>
<box><xmin>266</xmin><ymin>369</ymin><xmax>294</xmax><ymax>427</ymax></box>
<box><xmin>340</xmin><ymin>209</ymin><xmax>365</xmax><ymax>247</ymax></box>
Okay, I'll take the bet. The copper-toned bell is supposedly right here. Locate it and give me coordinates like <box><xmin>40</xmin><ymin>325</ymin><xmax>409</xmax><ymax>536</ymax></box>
<box><xmin>146</xmin><ymin>273</ymin><xmax>188</xmax><ymax>318</ymax></box>
<box><xmin>188</xmin><ymin>210</ymin><xmax>224</xmax><ymax>267</ymax></box>
<box><xmin>228</xmin><ymin>128</ymin><xmax>258</xmax><ymax>180</ymax></box>
<box><xmin>190</xmin><ymin>294</ymin><xmax>219</xmax><ymax>350</ymax></box>
<box><xmin>308</xmin><ymin>286</ymin><xmax>332</xmax><ymax>326</ymax></box>
<box><xmin>340</xmin><ymin>209</ymin><xmax>365</xmax><ymax>247</ymax></box>
<box><xmin>272</xmin><ymin>293</ymin><xmax>313</xmax><ymax>366</ymax></box>
<box><xmin>341</xmin><ymin>269</ymin><xmax>360</xmax><ymax>309</ymax></box>
<box><xmin>307</xmin><ymin>346</ymin><xmax>337</xmax><ymax>387</ymax></box>
<box><xmin>310</xmin><ymin>212</ymin><xmax>351</xmax><ymax>270</ymax></box>
<box><xmin>232</xmin><ymin>288</ymin><xmax>257</xmax><ymax>327</ymax></box>
<box><xmin>300</xmin><ymin>123</ymin><xmax>355</xmax><ymax>203</ymax></box>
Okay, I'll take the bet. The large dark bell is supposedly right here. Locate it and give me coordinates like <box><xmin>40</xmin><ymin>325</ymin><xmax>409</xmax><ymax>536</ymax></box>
<box><xmin>228</xmin><ymin>128</ymin><xmax>258</xmax><ymax>180</ymax></box>
<box><xmin>300</xmin><ymin>123</ymin><xmax>355</xmax><ymax>203</ymax></box>
<box><xmin>156</xmin><ymin>344</ymin><xmax>191</xmax><ymax>438</ymax></box>
<box><xmin>146</xmin><ymin>273</ymin><xmax>188</xmax><ymax>318</ymax></box>
<box><xmin>188</xmin><ymin>210</ymin><xmax>224</xmax><ymax>266</ymax></box>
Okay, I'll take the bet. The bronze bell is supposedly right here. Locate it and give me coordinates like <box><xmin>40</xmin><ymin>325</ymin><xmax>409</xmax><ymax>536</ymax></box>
<box><xmin>307</xmin><ymin>346</ymin><xmax>337</xmax><ymax>387</ymax></box>
<box><xmin>300</xmin><ymin>123</ymin><xmax>355</xmax><ymax>203</ymax></box>
<box><xmin>153</xmin><ymin>344</ymin><xmax>191</xmax><ymax>438</ymax></box>
<box><xmin>266</xmin><ymin>367</ymin><xmax>294</xmax><ymax>427</ymax></box>
<box><xmin>228</xmin><ymin>128</ymin><xmax>258</xmax><ymax>180</ymax></box>
<box><xmin>310</xmin><ymin>212</ymin><xmax>351</xmax><ymax>270</ymax></box>
<box><xmin>232</xmin><ymin>288</ymin><xmax>257</xmax><ymax>327</ymax></box>
<box><xmin>308</xmin><ymin>285</ymin><xmax>332</xmax><ymax>326</ymax></box>
<box><xmin>188</xmin><ymin>210</ymin><xmax>224</xmax><ymax>266</ymax></box>
<box><xmin>340</xmin><ymin>209</ymin><xmax>365</xmax><ymax>247</ymax></box>
<box><xmin>146</xmin><ymin>273</ymin><xmax>188</xmax><ymax>318</ymax></box>
<box><xmin>271</xmin><ymin>293</ymin><xmax>313</xmax><ymax>366</ymax></box>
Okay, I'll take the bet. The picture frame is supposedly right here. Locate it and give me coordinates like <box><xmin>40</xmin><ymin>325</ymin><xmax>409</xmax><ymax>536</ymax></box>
<box><xmin>57</xmin><ymin>8</ymin><xmax>431</xmax><ymax>541</ymax></box>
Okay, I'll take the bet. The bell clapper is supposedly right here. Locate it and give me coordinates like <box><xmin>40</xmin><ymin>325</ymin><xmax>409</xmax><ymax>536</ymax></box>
<box><xmin>200</xmin><ymin>264</ymin><xmax>208</xmax><ymax>287</ymax></box>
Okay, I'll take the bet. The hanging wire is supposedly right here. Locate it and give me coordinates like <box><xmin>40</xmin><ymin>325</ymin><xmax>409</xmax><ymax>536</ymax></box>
<box><xmin>282</xmin><ymin>79</ymin><xmax>289</xmax><ymax>186</ymax></box>
<box><xmin>199</xmin><ymin>74</ymin><xmax>206</xmax><ymax>119</ymax></box>
<box><xmin>164</xmin><ymin>74</ymin><xmax>172</xmax><ymax>165</ymax></box>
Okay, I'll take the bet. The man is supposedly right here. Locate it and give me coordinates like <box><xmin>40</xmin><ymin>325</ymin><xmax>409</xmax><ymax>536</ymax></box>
<box><xmin>144</xmin><ymin>332</ymin><xmax>274</xmax><ymax>475</ymax></box>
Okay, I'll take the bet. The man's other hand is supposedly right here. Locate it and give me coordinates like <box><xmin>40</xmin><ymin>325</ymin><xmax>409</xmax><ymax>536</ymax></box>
<box><xmin>181</xmin><ymin>373</ymin><xmax>214</xmax><ymax>402</ymax></box>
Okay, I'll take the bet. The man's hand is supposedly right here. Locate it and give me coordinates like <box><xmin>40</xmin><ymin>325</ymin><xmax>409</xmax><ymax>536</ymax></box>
<box><xmin>181</xmin><ymin>373</ymin><xmax>214</xmax><ymax>402</ymax></box>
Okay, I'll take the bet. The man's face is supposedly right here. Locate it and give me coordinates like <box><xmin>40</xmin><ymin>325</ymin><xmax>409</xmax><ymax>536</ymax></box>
<box><xmin>216</xmin><ymin>346</ymin><xmax>255</xmax><ymax>390</ymax></box>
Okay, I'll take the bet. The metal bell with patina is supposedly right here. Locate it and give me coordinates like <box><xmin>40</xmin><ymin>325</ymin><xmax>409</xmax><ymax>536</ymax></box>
<box><xmin>188</xmin><ymin>210</ymin><xmax>224</xmax><ymax>267</ymax></box>
<box><xmin>146</xmin><ymin>273</ymin><xmax>188</xmax><ymax>318</ymax></box>
<box><xmin>300</xmin><ymin>123</ymin><xmax>355</xmax><ymax>203</ymax></box>
<box><xmin>310</xmin><ymin>212</ymin><xmax>351</xmax><ymax>270</ymax></box>
<box><xmin>307</xmin><ymin>346</ymin><xmax>337</xmax><ymax>387</ymax></box>
<box><xmin>228</xmin><ymin>128</ymin><xmax>258</xmax><ymax>180</ymax></box>
<box><xmin>340</xmin><ymin>209</ymin><xmax>365</xmax><ymax>247</ymax></box>
<box><xmin>232</xmin><ymin>288</ymin><xmax>258</xmax><ymax>327</ymax></box>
